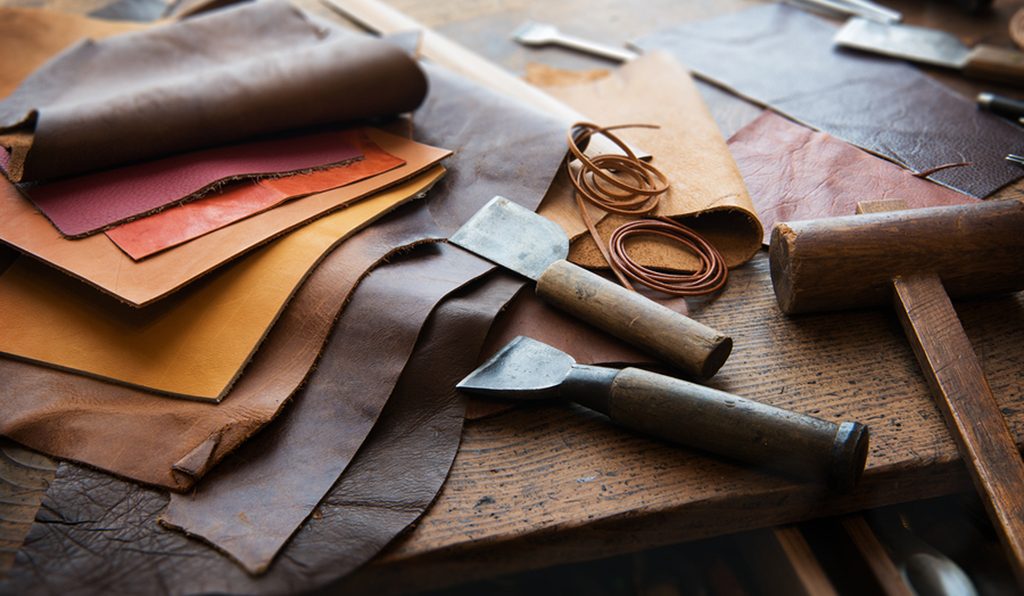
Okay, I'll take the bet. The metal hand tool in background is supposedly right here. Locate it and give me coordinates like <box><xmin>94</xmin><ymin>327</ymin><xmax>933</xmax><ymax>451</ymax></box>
<box><xmin>459</xmin><ymin>336</ymin><xmax>869</xmax><ymax>491</ymax></box>
<box><xmin>769</xmin><ymin>198</ymin><xmax>1024</xmax><ymax>584</ymax></box>
<box><xmin>786</xmin><ymin>0</ymin><xmax>901</xmax><ymax>23</ymax></box>
<box><xmin>512</xmin><ymin>21</ymin><xmax>639</xmax><ymax>63</ymax></box>
<box><xmin>835</xmin><ymin>18</ymin><xmax>1024</xmax><ymax>85</ymax></box>
<box><xmin>450</xmin><ymin>197</ymin><xmax>732</xmax><ymax>379</ymax></box>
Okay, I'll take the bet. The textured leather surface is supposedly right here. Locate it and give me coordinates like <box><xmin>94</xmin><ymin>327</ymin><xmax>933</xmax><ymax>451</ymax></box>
<box><xmin>0</xmin><ymin>1</ymin><xmax>427</xmax><ymax>182</ymax></box>
<box><xmin>528</xmin><ymin>52</ymin><xmax>763</xmax><ymax>271</ymax></box>
<box><xmin>0</xmin><ymin>202</ymin><xmax>437</xmax><ymax>491</ymax></box>
<box><xmin>0</xmin><ymin>274</ymin><xmax>519</xmax><ymax>595</ymax></box>
<box><xmin>0</xmin><ymin>128</ymin><xmax>450</xmax><ymax>306</ymax></box>
<box><xmin>105</xmin><ymin>129</ymin><xmax>404</xmax><ymax>259</ymax></box>
<box><xmin>20</xmin><ymin>129</ymin><xmax>362</xmax><ymax>237</ymax></box>
<box><xmin>0</xmin><ymin>59</ymin><xmax>567</xmax><ymax>493</ymax></box>
<box><xmin>634</xmin><ymin>3</ymin><xmax>1024</xmax><ymax>199</ymax></box>
<box><xmin>0</xmin><ymin>166</ymin><xmax>444</xmax><ymax>401</ymax></box>
<box><xmin>156</xmin><ymin>59</ymin><xmax>568</xmax><ymax>572</ymax></box>
<box><xmin>728</xmin><ymin>112</ymin><xmax>979</xmax><ymax>243</ymax></box>
<box><xmin>161</xmin><ymin>244</ymin><xmax>492</xmax><ymax>574</ymax></box>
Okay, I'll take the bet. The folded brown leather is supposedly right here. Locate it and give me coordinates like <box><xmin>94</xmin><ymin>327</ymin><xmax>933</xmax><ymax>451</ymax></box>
<box><xmin>728</xmin><ymin>112</ymin><xmax>978</xmax><ymax>243</ymax></box>
<box><xmin>0</xmin><ymin>55</ymin><xmax>567</xmax><ymax>493</ymax></box>
<box><xmin>526</xmin><ymin>52</ymin><xmax>762</xmax><ymax>272</ymax></box>
<box><xmin>0</xmin><ymin>0</ymin><xmax>427</xmax><ymax>182</ymax></box>
<box><xmin>0</xmin><ymin>273</ymin><xmax>519</xmax><ymax>594</ymax></box>
<box><xmin>156</xmin><ymin>56</ymin><xmax>569</xmax><ymax>572</ymax></box>
<box><xmin>634</xmin><ymin>4</ymin><xmax>1023</xmax><ymax>199</ymax></box>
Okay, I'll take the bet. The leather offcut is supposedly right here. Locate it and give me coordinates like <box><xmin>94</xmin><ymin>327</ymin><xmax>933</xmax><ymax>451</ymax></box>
<box><xmin>105</xmin><ymin>129</ymin><xmax>405</xmax><ymax>260</ymax></box>
<box><xmin>727</xmin><ymin>111</ymin><xmax>978</xmax><ymax>243</ymax></box>
<box><xmin>526</xmin><ymin>52</ymin><xmax>763</xmax><ymax>273</ymax></box>
<box><xmin>633</xmin><ymin>4</ymin><xmax>1024</xmax><ymax>199</ymax></box>
<box><xmin>20</xmin><ymin>128</ymin><xmax>363</xmax><ymax>237</ymax></box>
<box><xmin>0</xmin><ymin>166</ymin><xmax>445</xmax><ymax>401</ymax></box>
<box><xmin>0</xmin><ymin>0</ymin><xmax>428</xmax><ymax>182</ymax></box>
<box><xmin>0</xmin><ymin>128</ymin><xmax>450</xmax><ymax>307</ymax></box>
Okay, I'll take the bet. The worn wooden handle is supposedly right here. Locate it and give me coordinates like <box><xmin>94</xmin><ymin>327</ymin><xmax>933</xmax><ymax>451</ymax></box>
<box><xmin>893</xmin><ymin>274</ymin><xmax>1024</xmax><ymax>584</ymax></box>
<box><xmin>565</xmin><ymin>366</ymin><xmax>869</xmax><ymax>490</ymax></box>
<box><xmin>535</xmin><ymin>259</ymin><xmax>731</xmax><ymax>378</ymax></box>
<box><xmin>963</xmin><ymin>45</ymin><xmax>1024</xmax><ymax>85</ymax></box>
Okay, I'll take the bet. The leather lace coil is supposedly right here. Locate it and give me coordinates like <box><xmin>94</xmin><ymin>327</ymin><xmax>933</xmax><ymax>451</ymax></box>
<box><xmin>567</xmin><ymin>122</ymin><xmax>727</xmax><ymax>296</ymax></box>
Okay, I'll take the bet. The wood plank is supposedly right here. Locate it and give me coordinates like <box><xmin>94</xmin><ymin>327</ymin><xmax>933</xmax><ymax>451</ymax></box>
<box><xmin>337</xmin><ymin>253</ymin><xmax>1023</xmax><ymax>593</ymax></box>
<box><xmin>893</xmin><ymin>274</ymin><xmax>1024</xmax><ymax>584</ymax></box>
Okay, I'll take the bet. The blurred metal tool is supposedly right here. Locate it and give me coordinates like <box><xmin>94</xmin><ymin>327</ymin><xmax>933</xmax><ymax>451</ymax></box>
<box><xmin>1006</xmin><ymin>154</ymin><xmax>1024</xmax><ymax>166</ymax></box>
<box><xmin>512</xmin><ymin>21</ymin><xmax>639</xmax><ymax>63</ymax></box>
<box><xmin>786</xmin><ymin>0</ymin><xmax>902</xmax><ymax>23</ymax></box>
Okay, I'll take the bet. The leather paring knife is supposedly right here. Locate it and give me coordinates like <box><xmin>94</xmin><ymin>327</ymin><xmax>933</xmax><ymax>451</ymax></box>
<box><xmin>835</xmin><ymin>17</ymin><xmax>1024</xmax><ymax>85</ymax></box>
<box><xmin>458</xmin><ymin>337</ymin><xmax>870</xmax><ymax>491</ymax></box>
<box><xmin>449</xmin><ymin>196</ymin><xmax>732</xmax><ymax>379</ymax></box>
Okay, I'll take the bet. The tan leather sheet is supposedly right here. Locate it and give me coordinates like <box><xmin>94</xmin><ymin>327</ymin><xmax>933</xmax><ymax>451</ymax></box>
<box><xmin>527</xmin><ymin>51</ymin><xmax>763</xmax><ymax>271</ymax></box>
<box><xmin>0</xmin><ymin>166</ymin><xmax>445</xmax><ymax>401</ymax></box>
<box><xmin>0</xmin><ymin>7</ymin><xmax>143</xmax><ymax>100</ymax></box>
<box><xmin>0</xmin><ymin>1</ymin><xmax>427</xmax><ymax>182</ymax></box>
<box><xmin>0</xmin><ymin>129</ymin><xmax>450</xmax><ymax>306</ymax></box>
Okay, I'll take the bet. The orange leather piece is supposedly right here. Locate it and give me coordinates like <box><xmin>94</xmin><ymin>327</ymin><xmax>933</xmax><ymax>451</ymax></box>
<box><xmin>0</xmin><ymin>166</ymin><xmax>446</xmax><ymax>401</ymax></box>
<box><xmin>105</xmin><ymin>130</ymin><xmax>405</xmax><ymax>259</ymax></box>
<box><xmin>527</xmin><ymin>51</ymin><xmax>763</xmax><ymax>272</ymax></box>
<box><xmin>0</xmin><ymin>129</ymin><xmax>450</xmax><ymax>306</ymax></box>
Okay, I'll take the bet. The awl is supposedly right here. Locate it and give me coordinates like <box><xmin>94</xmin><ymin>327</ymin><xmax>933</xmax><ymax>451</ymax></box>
<box><xmin>835</xmin><ymin>17</ymin><xmax>1024</xmax><ymax>85</ymax></box>
<box><xmin>449</xmin><ymin>197</ymin><xmax>732</xmax><ymax>379</ymax></box>
<box><xmin>458</xmin><ymin>336</ymin><xmax>870</xmax><ymax>490</ymax></box>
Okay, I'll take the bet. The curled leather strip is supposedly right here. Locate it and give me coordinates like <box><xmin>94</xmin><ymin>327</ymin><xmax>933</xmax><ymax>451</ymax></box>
<box><xmin>609</xmin><ymin>217</ymin><xmax>727</xmax><ymax>296</ymax></box>
<box><xmin>566</xmin><ymin>122</ymin><xmax>727</xmax><ymax>296</ymax></box>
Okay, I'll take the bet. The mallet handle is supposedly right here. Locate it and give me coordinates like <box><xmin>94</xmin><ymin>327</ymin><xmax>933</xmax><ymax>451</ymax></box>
<box><xmin>894</xmin><ymin>274</ymin><xmax>1024</xmax><ymax>585</ymax></box>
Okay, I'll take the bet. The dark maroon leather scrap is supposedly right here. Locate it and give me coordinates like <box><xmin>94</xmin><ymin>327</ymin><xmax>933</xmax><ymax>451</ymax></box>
<box><xmin>0</xmin><ymin>273</ymin><xmax>520</xmax><ymax>595</ymax></box>
<box><xmin>634</xmin><ymin>3</ymin><xmax>1024</xmax><ymax>198</ymax></box>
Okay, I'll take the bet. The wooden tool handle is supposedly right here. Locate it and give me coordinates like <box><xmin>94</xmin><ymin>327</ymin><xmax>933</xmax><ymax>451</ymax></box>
<box><xmin>893</xmin><ymin>274</ymin><xmax>1024</xmax><ymax>584</ymax></box>
<box><xmin>564</xmin><ymin>366</ymin><xmax>869</xmax><ymax>490</ymax></box>
<box><xmin>535</xmin><ymin>259</ymin><xmax>731</xmax><ymax>378</ymax></box>
<box><xmin>964</xmin><ymin>45</ymin><xmax>1024</xmax><ymax>85</ymax></box>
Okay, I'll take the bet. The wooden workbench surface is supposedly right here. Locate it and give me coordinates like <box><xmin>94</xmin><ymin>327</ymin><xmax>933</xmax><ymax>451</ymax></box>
<box><xmin>1</xmin><ymin>0</ymin><xmax>1023</xmax><ymax>592</ymax></box>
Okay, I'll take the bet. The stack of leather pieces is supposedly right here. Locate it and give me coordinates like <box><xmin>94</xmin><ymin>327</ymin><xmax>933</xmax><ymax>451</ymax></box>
<box><xmin>0</xmin><ymin>0</ymin><xmax>584</xmax><ymax>590</ymax></box>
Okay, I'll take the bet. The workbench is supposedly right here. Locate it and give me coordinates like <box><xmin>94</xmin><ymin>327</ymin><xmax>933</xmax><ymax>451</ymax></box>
<box><xmin>1</xmin><ymin>0</ymin><xmax>1022</xmax><ymax>593</ymax></box>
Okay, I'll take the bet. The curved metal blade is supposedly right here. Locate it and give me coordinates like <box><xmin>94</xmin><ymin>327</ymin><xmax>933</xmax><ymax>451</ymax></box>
<box><xmin>456</xmin><ymin>336</ymin><xmax>575</xmax><ymax>399</ymax></box>
<box><xmin>449</xmin><ymin>196</ymin><xmax>569</xmax><ymax>281</ymax></box>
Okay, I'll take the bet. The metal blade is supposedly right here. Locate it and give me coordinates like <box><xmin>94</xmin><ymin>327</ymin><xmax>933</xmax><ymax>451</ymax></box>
<box><xmin>834</xmin><ymin>17</ymin><xmax>969</xmax><ymax>69</ymax></box>
<box><xmin>448</xmin><ymin>196</ymin><xmax>569</xmax><ymax>281</ymax></box>
<box><xmin>456</xmin><ymin>336</ymin><xmax>575</xmax><ymax>399</ymax></box>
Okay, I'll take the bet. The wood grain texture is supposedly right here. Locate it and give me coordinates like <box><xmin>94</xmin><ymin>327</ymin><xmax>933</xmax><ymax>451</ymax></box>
<box><xmin>335</xmin><ymin>253</ymin><xmax>1024</xmax><ymax>593</ymax></box>
<box><xmin>0</xmin><ymin>439</ymin><xmax>56</xmax><ymax>578</ymax></box>
<box><xmin>769</xmin><ymin>199</ymin><xmax>1024</xmax><ymax>314</ymax></box>
<box><xmin>536</xmin><ymin>260</ymin><xmax>731</xmax><ymax>378</ymax></box>
<box><xmin>894</xmin><ymin>274</ymin><xmax>1024</xmax><ymax>584</ymax></box>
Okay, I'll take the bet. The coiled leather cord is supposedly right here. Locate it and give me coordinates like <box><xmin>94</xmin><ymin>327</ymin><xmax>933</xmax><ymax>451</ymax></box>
<box><xmin>566</xmin><ymin>122</ymin><xmax>727</xmax><ymax>296</ymax></box>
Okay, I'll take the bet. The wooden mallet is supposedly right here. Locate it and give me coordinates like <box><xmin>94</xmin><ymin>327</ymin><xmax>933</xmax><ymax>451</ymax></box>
<box><xmin>768</xmin><ymin>198</ymin><xmax>1024</xmax><ymax>584</ymax></box>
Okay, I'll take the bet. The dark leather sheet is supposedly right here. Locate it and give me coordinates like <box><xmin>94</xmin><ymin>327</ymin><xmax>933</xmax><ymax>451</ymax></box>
<box><xmin>0</xmin><ymin>273</ymin><xmax>519</xmax><ymax>595</ymax></box>
<box><xmin>0</xmin><ymin>0</ymin><xmax>426</xmax><ymax>182</ymax></box>
<box><xmin>728</xmin><ymin>111</ymin><xmax>978</xmax><ymax>243</ymax></box>
<box><xmin>634</xmin><ymin>3</ymin><xmax>1024</xmax><ymax>198</ymax></box>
